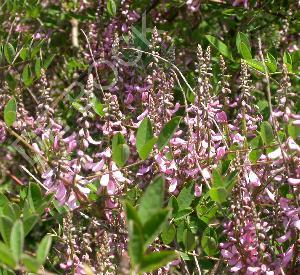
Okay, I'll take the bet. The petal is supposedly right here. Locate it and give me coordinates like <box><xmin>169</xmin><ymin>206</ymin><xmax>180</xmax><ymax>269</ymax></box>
<box><xmin>100</xmin><ymin>173</ymin><xmax>110</xmax><ymax>186</ymax></box>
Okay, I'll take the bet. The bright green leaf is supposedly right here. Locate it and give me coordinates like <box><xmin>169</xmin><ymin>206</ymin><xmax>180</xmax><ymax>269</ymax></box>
<box><xmin>0</xmin><ymin>216</ymin><xmax>13</xmax><ymax>245</ymax></box>
<box><xmin>128</xmin><ymin>221</ymin><xmax>143</xmax><ymax>267</ymax></box>
<box><xmin>260</xmin><ymin>121</ymin><xmax>274</xmax><ymax>145</ymax></box>
<box><xmin>107</xmin><ymin>0</ymin><xmax>117</xmax><ymax>17</ymax></box>
<box><xmin>10</xmin><ymin>220</ymin><xmax>24</xmax><ymax>263</ymax></box>
<box><xmin>212</xmin><ymin>169</ymin><xmax>224</xmax><ymax>187</ymax></box>
<box><xmin>240</xmin><ymin>42</ymin><xmax>252</xmax><ymax>59</ymax></box>
<box><xmin>22</xmin><ymin>64</ymin><xmax>32</xmax><ymax>86</ymax></box>
<box><xmin>4</xmin><ymin>43</ymin><xmax>15</xmax><ymax>64</ymax></box>
<box><xmin>205</xmin><ymin>35</ymin><xmax>233</xmax><ymax>60</ymax></box>
<box><xmin>35</xmin><ymin>58</ymin><xmax>41</xmax><ymax>78</ymax></box>
<box><xmin>161</xmin><ymin>223</ymin><xmax>176</xmax><ymax>245</ymax></box>
<box><xmin>112</xmin><ymin>143</ymin><xmax>130</xmax><ymax>168</ymax></box>
<box><xmin>244</xmin><ymin>59</ymin><xmax>266</xmax><ymax>73</ymax></box>
<box><xmin>4</xmin><ymin>97</ymin><xmax>17</xmax><ymax>127</ymax></box>
<box><xmin>183</xmin><ymin>229</ymin><xmax>196</xmax><ymax>251</ymax></box>
<box><xmin>138</xmin><ymin>176</ymin><xmax>164</xmax><ymax>224</ymax></box>
<box><xmin>0</xmin><ymin>242</ymin><xmax>16</xmax><ymax>268</ymax></box>
<box><xmin>209</xmin><ymin>187</ymin><xmax>228</xmax><ymax>203</ymax></box>
<box><xmin>36</xmin><ymin>235</ymin><xmax>52</xmax><ymax>264</ymax></box>
<box><xmin>201</xmin><ymin>236</ymin><xmax>218</xmax><ymax>256</ymax></box>
<box><xmin>138</xmin><ymin>137</ymin><xmax>157</xmax><ymax>160</ymax></box>
<box><xmin>143</xmin><ymin>209</ymin><xmax>170</xmax><ymax>248</ymax></box>
<box><xmin>140</xmin><ymin>251</ymin><xmax>177</xmax><ymax>273</ymax></box>
<box><xmin>22</xmin><ymin>254</ymin><xmax>40</xmax><ymax>273</ymax></box>
<box><xmin>173</xmin><ymin>207</ymin><xmax>193</xmax><ymax>221</ymax></box>
<box><xmin>236</xmin><ymin>32</ymin><xmax>251</xmax><ymax>54</ymax></box>
<box><xmin>157</xmin><ymin>117</ymin><xmax>181</xmax><ymax>151</ymax></box>
<box><xmin>92</xmin><ymin>97</ymin><xmax>105</xmax><ymax>117</ymax></box>
<box><xmin>136</xmin><ymin>117</ymin><xmax>153</xmax><ymax>153</ymax></box>
<box><xmin>24</xmin><ymin>215</ymin><xmax>39</xmax><ymax>236</ymax></box>
<box><xmin>177</xmin><ymin>182</ymin><xmax>194</xmax><ymax>210</ymax></box>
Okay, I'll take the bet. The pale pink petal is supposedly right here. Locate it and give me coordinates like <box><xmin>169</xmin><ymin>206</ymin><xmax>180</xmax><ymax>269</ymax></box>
<box><xmin>288</xmin><ymin>178</ymin><xmax>300</xmax><ymax>186</ymax></box>
<box><xmin>100</xmin><ymin>173</ymin><xmax>110</xmax><ymax>186</ymax></box>
<box><xmin>194</xmin><ymin>184</ymin><xmax>202</xmax><ymax>197</ymax></box>
<box><xmin>276</xmin><ymin>231</ymin><xmax>291</xmax><ymax>243</ymax></box>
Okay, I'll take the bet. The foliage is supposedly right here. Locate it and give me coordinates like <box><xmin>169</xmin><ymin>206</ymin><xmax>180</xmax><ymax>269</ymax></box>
<box><xmin>0</xmin><ymin>0</ymin><xmax>299</xmax><ymax>274</ymax></box>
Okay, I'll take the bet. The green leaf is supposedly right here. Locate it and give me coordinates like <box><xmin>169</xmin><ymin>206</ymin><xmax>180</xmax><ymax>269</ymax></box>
<box><xmin>35</xmin><ymin>58</ymin><xmax>41</xmax><ymax>78</ymax></box>
<box><xmin>112</xmin><ymin>144</ymin><xmax>130</xmax><ymax>168</ymax></box>
<box><xmin>72</xmin><ymin>101</ymin><xmax>85</xmax><ymax>113</ymax></box>
<box><xmin>128</xmin><ymin>221</ymin><xmax>143</xmax><ymax>267</ymax></box>
<box><xmin>2</xmin><ymin>203</ymin><xmax>19</xmax><ymax>221</ymax></box>
<box><xmin>143</xmin><ymin>209</ymin><xmax>170</xmax><ymax>248</ymax></box>
<box><xmin>157</xmin><ymin>116</ymin><xmax>181</xmax><ymax>150</ymax></box>
<box><xmin>173</xmin><ymin>208</ymin><xmax>193</xmax><ymax>221</ymax></box>
<box><xmin>28</xmin><ymin>182</ymin><xmax>43</xmax><ymax>210</ymax></box>
<box><xmin>201</xmin><ymin>227</ymin><xmax>218</xmax><ymax>256</ymax></box>
<box><xmin>209</xmin><ymin>187</ymin><xmax>228</xmax><ymax>203</ymax></box>
<box><xmin>112</xmin><ymin>133</ymin><xmax>129</xmax><ymax>168</ymax></box>
<box><xmin>0</xmin><ymin>242</ymin><xmax>16</xmax><ymax>268</ymax></box>
<box><xmin>177</xmin><ymin>182</ymin><xmax>194</xmax><ymax>210</ymax></box>
<box><xmin>4</xmin><ymin>43</ymin><xmax>15</xmax><ymax>64</ymax></box>
<box><xmin>260</xmin><ymin>121</ymin><xmax>274</xmax><ymax>145</ymax></box>
<box><xmin>24</xmin><ymin>215</ymin><xmax>38</xmax><ymax>236</ymax></box>
<box><xmin>112</xmin><ymin>132</ymin><xmax>125</xmax><ymax>147</ymax></box>
<box><xmin>140</xmin><ymin>251</ymin><xmax>177</xmax><ymax>273</ymax></box>
<box><xmin>6</xmin><ymin>73</ymin><xmax>17</xmax><ymax>91</ymax></box>
<box><xmin>196</xmin><ymin>202</ymin><xmax>218</xmax><ymax>224</ymax></box>
<box><xmin>288</xmin><ymin>122</ymin><xmax>300</xmax><ymax>140</ymax></box>
<box><xmin>4</xmin><ymin>97</ymin><xmax>17</xmax><ymax>127</ymax></box>
<box><xmin>138</xmin><ymin>176</ymin><xmax>164</xmax><ymax>224</ymax></box>
<box><xmin>205</xmin><ymin>35</ymin><xmax>233</xmax><ymax>60</ymax></box>
<box><xmin>244</xmin><ymin>59</ymin><xmax>266</xmax><ymax>73</ymax></box>
<box><xmin>43</xmin><ymin>54</ymin><xmax>55</xmax><ymax>69</ymax></box>
<box><xmin>107</xmin><ymin>0</ymin><xmax>117</xmax><ymax>17</ymax></box>
<box><xmin>36</xmin><ymin>235</ymin><xmax>52</xmax><ymax>264</ymax></box>
<box><xmin>138</xmin><ymin>137</ymin><xmax>157</xmax><ymax>160</ymax></box>
<box><xmin>136</xmin><ymin>117</ymin><xmax>154</xmax><ymax>157</ymax></box>
<box><xmin>201</xmin><ymin>236</ymin><xmax>218</xmax><ymax>256</ymax></box>
<box><xmin>0</xmin><ymin>216</ymin><xmax>13</xmax><ymax>245</ymax></box>
<box><xmin>20</xmin><ymin>47</ymin><xmax>28</xmax><ymax>61</ymax></box>
<box><xmin>266</xmin><ymin>52</ymin><xmax>277</xmax><ymax>73</ymax></box>
<box><xmin>236</xmin><ymin>32</ymin><xmax>251</xmax><ymax>54</ymax></box>
<box><xmin>22</xmin><ymin>255</ymin><xmax>40</xmax><ymax>273</ymax></box>
<box><xmin>124</xmin><ymin>201</ymin><xmax>142</xmax><ymax>228</ymax></box>
<box><xmin>240</xmin><ymin>42</ymin><xmax>252</xmax><ymax>59</ymax></box>
<box><xmin>161</xmin><ymin>223</ymin><xmax>176</xmax><ymax>245</ymax></box>
<box><xmin>183</xmin><ymin>229</ymin><xmax>196</xmax><ymax>251</ymax></box>
<box><xmin>10</xmin><ymin>220</ymin><xmax>24</xmax><ymax>263</ymax></box>
<box><xmin>0</xmin><ymin>194</ymin><xmax>9</xmax><ymax>208</ymax></box>
<box><xmin>283</xmin><ymin>51</ymin><xmax>292</xmax><ymax>66</ymax></box>
<box><xmin>92</xmin><ymin>97</ymin><xmax>105</xmax><ymax>117</ymax></box>
<box><xmin>212</xmin><ymin>169</ymin><xmax>224</xmax><ymax>187</ymax></box>
<box><xmin>22</xmin><ymin>64</ymin><xmax>32</xmax><ymax>86</ymax></box>
<box><xmin>249</xmin><ymin>149</ymin><xmax>262</xmax><ymax>163</ymax></box>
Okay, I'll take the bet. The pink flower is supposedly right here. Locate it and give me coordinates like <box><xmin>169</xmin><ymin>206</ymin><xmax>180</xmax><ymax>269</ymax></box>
<box><xmin>288</xmin><ymin>178</ymin><xmax>300</xmax><ymax>186</ymax></box>
<box><xmin>100</xmin><ymin>163</ymin><xmax>126</xmax><ymax>195</ymax></box>
<box><xmin>194</xmin><ymin>184</ymin><xmax>202</xmax><ymax>197</ymax></box>
<box><xmin>248</xmin><ymin>170</ymin><xmax>261</xmax><ymax>187</ymax></box>
<box><xmin>215</xmin><ymin>111</ymin><xmax>228</xmax><ymax>123</ymax></box>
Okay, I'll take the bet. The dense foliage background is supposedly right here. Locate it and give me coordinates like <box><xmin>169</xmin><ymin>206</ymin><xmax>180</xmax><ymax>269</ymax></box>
<box><xmin>0</xmin><ymin>0</ymin><xmax>299</xmax><ymax>274</ymax></box>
